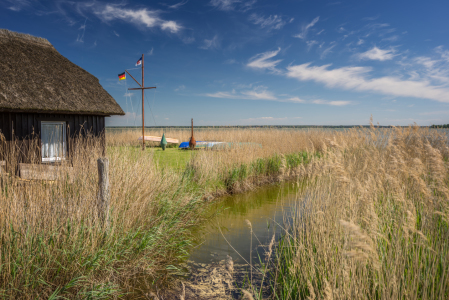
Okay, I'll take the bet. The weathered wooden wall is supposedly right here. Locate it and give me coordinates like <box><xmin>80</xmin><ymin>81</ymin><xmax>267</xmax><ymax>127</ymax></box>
<box><xmin>0</xmin><ymin>112</ymin><xmax>106</xmax><ymax>167</ymax></box>
<box><xmin>0</xmin><ymin>112</ymin><xmax>105</xmax><ymax>140</ymax></box>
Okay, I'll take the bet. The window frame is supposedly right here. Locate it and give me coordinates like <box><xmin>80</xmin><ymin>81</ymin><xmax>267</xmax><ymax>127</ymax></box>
<box><xmin>40</xmin><ymin>120</ymin><xmax>67</xmax><ymax>163</ymax></box>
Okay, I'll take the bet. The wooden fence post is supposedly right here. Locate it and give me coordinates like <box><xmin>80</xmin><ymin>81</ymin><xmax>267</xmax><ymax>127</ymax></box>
<box><xmin>97</xmin><ymin>157</ymin><xmax>110</xmax><ymax>230</ymax></box>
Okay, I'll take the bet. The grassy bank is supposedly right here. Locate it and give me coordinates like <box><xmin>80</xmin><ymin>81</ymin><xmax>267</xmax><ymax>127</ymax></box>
<box><xmin>252</xmin><ymin>126</ymin><xmax>449</xmax><ymax>299</ymax></box>
<box><xmin>0</xmin><ymin>128</ymin><xmax>329</xmax><ymax>298</ymax></box>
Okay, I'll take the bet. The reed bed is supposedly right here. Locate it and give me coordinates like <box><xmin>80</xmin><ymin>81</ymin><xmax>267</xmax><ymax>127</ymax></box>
<box><xmin>0</xmin><ymin>136</ymin><xmax>207</xmax><ymax>299</ymax></box>
<box><xmin>256</xmin><ymin>125</ymin><xmax>449</xmax><ymax>300</ymax></box>
<box><xmin>107</xmin><ymin>128</ymin><xmax>335</xmax><ymax>195</ymax></box>
<box><xmin>0</xmin><ymin>128</ymin><xmax>331</xmax><ymax>298</ymax></box>
<box><xmin>2</xmin><ymin>125</ymin><xmax>445</xmax><ymax>298</ymax></box>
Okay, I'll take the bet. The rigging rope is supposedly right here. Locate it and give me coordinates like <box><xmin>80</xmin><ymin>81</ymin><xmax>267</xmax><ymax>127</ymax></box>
<box><xmin>144</xmin><ymin>88</ymin><xmax>157</xmax><ymax>127</ymax></box>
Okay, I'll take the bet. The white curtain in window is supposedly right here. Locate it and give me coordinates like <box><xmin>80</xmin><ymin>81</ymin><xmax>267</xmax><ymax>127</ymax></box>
<box><xmin>41</xmin><ymin>121</ymin><xmax>66</xmax><ymax>161</ymax></box>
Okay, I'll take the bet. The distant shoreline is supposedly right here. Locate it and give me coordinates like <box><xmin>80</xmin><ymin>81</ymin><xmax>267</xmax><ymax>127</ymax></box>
<box><xmin>105</xmin><ymin>125</ymin><xmax>447</xmax><ymax>129</ymax></box>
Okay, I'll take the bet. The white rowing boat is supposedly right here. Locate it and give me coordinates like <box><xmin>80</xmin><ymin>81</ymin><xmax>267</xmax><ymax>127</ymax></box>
<box><xmin>138</xmin><ymin>136</ymin><xmax>179</xmax><ymax>144</ymax></box>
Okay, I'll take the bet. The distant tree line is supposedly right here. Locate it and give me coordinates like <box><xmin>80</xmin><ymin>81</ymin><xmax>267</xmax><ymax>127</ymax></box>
<box><xmin>430</xmin><ymin>124</ymin><xmax>449</xmax><ymax>128</ymax></box>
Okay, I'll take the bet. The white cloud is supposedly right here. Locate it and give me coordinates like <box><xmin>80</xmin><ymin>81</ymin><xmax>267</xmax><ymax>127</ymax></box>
<box><xmin>247</xmin><ymin>48</ymin><xmax>282</xmax><ymax>73</ymax></box>
<box><xmin>168</xmin><ymin>0</ymin><xmax>188</xmax><ymax>9</ymax></box>
<box><xmin>357</xmin><ymin>46</ymin><xmax>395</xmax><ymax>61</ymax></box>
<box><xmin>306</xmin><ymin>40</ymin><xmax>318</xmax><ymax>51</ymax></box>
<box><xmin>320</xmin><ymin>43</ymin><xmax>336</xmax><ymax>59</ymax></box>
<box><xmin>294</xmin><ymin>16</ymin><xmax>319</xmax><ymax>39</ymax></box>
<box><xmin>241</xmin><ymin>116</ymin><xmax>288</xmax><ymax>123</ymax></box>
<box><xmin>206</xmin><ymin>86</ymin><xmax>277</xmax><ymax>100</ymax></box>
<box><xmin>94</xmin><ymin>4</ymin><xmax>182</xmax><ymax>33</ymax></box>
<box><xmin>113</xmin><ymin>30</ymin><xmax>119</xmax><ymax>37</ymax></box>
<box><xmin>357</xmin><ymin>39</ymin><xmax>364</xmax><ymax>45</ymax></box>
<box><xmin>161</xmin><ymin>21</ymin><xmax>182</xmax><ymax>33</ymax></box>
<box><xmin>287</xmin><ymin>97</ymin><xmax>306</xmax><ymax>103</ymax></box>
<box><xmin>148</xmin><ymin>47</ymin><xmax>154</xmax><ymax>55</ymax></box>
<box><xmin>311</xmin><ymin>100</ymin><xmax>351</xmax><ymax>106</ymax></box>
<box><xmin>76</xmin><ymin>19</ymin><xmax>87</xmax><ymax>43</ymax></box>
<box><xmin>182</xmin><ymin>36</ymin><xmax>195</xmax><ymax>44</ymax></box>
<box><xmin>435</xmin><ymin>46</ymin><xmax>449</xmax><ymax>62</ymax></box>
<box><xmin>382</xmin><ymin>35</ymin><xmax>398</xmax><ymax>42</ymax></box>
<box><xmin>200</xmin><ymin>35</ymin><xmax>220</xmax><ymax>50</ymax></box>
<box><xmin>209</xmin><ymin>0</ymin><xmax>241</xmax><ymax>11</ymax></box>
<box><xmin>241</xmin><ymin>89</ymin><xmax>277</xmax><ymax>100</ymax></box>
<box><xmin>6</xmin><ymin>0</ymin><xmax>30</xmax><ymax>11</ymax></box>
<box><xmin>415</xmin><ymin>56</ymin><xmax>438</xmax><ymax>69</ymax></box>
<box><xmin>249</xmin><ymin>14</ymin><xmax>286</xmax><ymax>30</ymax></box>
<box><xmin>209</xmin><ymin>0</ymin><xmax>256</xmax><ymax>11</ymax></box>
<box><xmin>286</xmin><ymin>63</ymin><xmax>449</xmax><ymax>103</ymax></box>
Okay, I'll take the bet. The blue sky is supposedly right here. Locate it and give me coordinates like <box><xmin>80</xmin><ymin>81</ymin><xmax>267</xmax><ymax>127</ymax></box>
<box><xmin>1</xmin><ymin>0</ymin><xmax>449</xmax><ymax>126</ymax></box>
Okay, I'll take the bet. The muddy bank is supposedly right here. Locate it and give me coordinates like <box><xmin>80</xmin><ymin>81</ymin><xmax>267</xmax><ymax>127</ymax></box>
<box><xmin>154</xmin><ymin>258</ymin><xmax>271</xmax><ymax>300</ymax></box>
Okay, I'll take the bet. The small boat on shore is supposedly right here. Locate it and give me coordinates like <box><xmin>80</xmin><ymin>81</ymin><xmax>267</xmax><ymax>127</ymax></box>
<box><xmin>138</xmin><ymin>136</ymin><xmax>179</xmax><ymax>144</ymax></box>
<box><xmin>178</xmin><ymin>141</ymin><xmax>226</xmax><ymax>149</ymax></box>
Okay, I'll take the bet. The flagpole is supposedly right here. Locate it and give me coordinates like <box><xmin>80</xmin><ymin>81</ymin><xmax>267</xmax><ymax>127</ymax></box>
<box><xmin>142</xmin><ymin>53</ymin><xmax>145</xmax><ymax>150</ymax></box>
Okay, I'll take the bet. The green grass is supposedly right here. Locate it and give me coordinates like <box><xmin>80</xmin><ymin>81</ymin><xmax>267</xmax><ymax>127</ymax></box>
<box><xmin>109</xmin><ymin>146</ymin><xmax>193</xmax><ymax>171</ymax></box>
<box><xmin>151</xmin><ymin>148</ymin><xmax>192</xmax><ymax>171</ymax></box>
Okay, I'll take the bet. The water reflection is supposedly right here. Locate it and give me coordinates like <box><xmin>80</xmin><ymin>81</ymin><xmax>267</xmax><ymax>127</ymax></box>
<box><xmin>189</xmin><ymin>181</ymin><xmax>302</xmax><ymax>265</ymax></box>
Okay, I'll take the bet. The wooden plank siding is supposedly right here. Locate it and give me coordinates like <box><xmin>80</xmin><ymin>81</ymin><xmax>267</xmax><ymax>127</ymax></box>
<box><xmin>0</xmin><ymin>112</ymin><xmax>107</xmax><ymax>168</ymax></box>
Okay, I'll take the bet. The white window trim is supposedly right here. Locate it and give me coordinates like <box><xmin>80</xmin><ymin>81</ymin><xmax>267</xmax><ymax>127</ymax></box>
<box><xmin>41</xmin><ymin>121</ymin><xmax>67</xmax><ymax>163</ymax></box>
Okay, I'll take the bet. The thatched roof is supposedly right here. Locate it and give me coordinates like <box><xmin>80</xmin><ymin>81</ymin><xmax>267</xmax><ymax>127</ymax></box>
<box><xmin>0</xmin><ymin>29</ymin><xmax>124</xmax><ymax>115</ymax></box>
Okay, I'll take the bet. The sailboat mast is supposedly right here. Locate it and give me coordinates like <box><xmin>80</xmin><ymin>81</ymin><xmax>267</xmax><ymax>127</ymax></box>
<box><xmin>142</xmin><ymin>53</ymin><xmax>145</xmax><ymax>150</ymax></box>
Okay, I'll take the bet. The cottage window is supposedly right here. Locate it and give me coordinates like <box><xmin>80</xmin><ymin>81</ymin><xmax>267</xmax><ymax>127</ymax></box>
<box><xmin>41</xmin><ymin>121</ymin><xmax>67</xmax><ymax>162</ymax></box>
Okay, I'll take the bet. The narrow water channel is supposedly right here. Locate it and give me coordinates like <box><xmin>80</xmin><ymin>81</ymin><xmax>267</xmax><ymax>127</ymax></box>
<box><xmin>178</xmin><ymin>181</ymin><xmax>303</xmax><ymax>299</ymax></box>
<box><xmin>190</xmin><ymin>181</ymin><xmax>301</xmax><ymax>266</ymax></box>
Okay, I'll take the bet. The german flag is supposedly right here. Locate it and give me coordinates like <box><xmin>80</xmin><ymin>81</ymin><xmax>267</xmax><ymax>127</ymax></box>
<box><xmin>118</xmin><ymin>72</ymin><xmax>126</xmax><ymax>80</ymax></box>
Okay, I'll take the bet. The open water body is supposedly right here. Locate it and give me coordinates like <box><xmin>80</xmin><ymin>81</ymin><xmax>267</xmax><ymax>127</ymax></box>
<box><xmin>189</xmin><ymin>181</ymin><xmax>301</xmax><ymax>266</ymax></box>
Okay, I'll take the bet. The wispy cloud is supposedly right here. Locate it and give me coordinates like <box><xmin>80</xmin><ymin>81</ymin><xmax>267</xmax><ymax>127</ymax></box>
<box><xmin>175</xmin><ymin>85</ymin><xmax>186</xmax><ymax>91</ymax></box>
<box><xmin>5</xmin><ymin>0</ymin><xmax>30</xmax><ymax>11</ymax></box>
<box><xmin>209</xmin><ymin>0</ymin><xmax>240</xmax><ymax>11</ymax></box>
<box><xmin>320</xmin><ymin>42</ymin><xmax>336</xmax><ymax>59</ymax></box>
<box><xmin>167</xmin><ymin>0</ymin><xmax>188</xmax><ymax>9</ymax></box>
<box><xmin>240</xmin><ymin>116</ymin><xmax>289</xmax><ymax>123</ymax></box>
<box><xmin>209</xmin><ymin>0</ymin><xmax>256</xmax><ymax>11</ymax></box>
<box><xmin>200</xmin><ymin>35</ymin><xmax>220</xmax><ymax>49</ymax></box>
<box><xmin>94</xmin><ymin>4</ymin><xmax>182</xmax><ymax>33</ymax></box>
<box><xmin>286</xmin><ymin>63</ymin><xmax>449</xmax><ymax>103</ymax></box>
<box><xmin>113</xmin><ymin>30</ymin><xmax>119</xmax><ymax>37</ymax></box>
<box><xmin>306</xmin><ymin>40</ymin><xmax>319</xmax><ymax>51</ymax></box>
<box><xmin>357</xmin><ymin>46</ymin><xmax>396</xmax><ymax>61</ymax></box>
<box><xmin>311</xmin><ymin>100</ymin><xmax>352</xmax><ymax>106</ymax></box>
<box><xmin>249</xmin><ymin>13</ymin><xmax>286</xmax><ymax>30</ymax></box>
<box><xmin>287</xmin><ymin>97</ymin><xmax>306</xmax><ymax>103</ymax></box>
<box><xmin>205</xmin><ymin>86</ymin><xmax>277</xmax><ymax>100</ymax></box>
<box><xmin>294</xmin><ymin>16</ymin><xmax>319</xmax><ymax>39</ymax></box>
<box><xmin>247</xmin><ymin>48</ymin><xmax>282</xmax><ymax>73</ymax></box>
<box><xmin>148</xmin><ymin>47</ymin><xmax>154</xmax><ymax>55</ymax></box>
<box><xmin>76</xmin><ymin>18</ymin><xmax>87</xmax><ymax>43</ymax></box>
<box><xmin>224</xmin><ymin>58</ymin><xmax>237</xmax><ymax>64</ymax></box>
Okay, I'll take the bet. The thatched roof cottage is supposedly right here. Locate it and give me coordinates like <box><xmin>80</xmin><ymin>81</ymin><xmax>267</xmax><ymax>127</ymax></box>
<box><xmin>0</xmin><ymin>29</ymin><xmax>124</xmax><ymax>164</ymax></box>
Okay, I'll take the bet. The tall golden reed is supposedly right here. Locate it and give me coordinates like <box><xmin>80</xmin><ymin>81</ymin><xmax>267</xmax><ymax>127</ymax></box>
<box><xmin>273</xmin><ymin>125</ymin><xmax>449</xmax><ymax>299</ymax></box>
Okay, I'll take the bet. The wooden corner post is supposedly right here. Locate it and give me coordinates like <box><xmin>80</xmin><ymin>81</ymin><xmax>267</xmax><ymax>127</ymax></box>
<box><xmin>142</xmin><ymin>53</ymin><xmax>145</xmax><ymax>150</ymax></box>
<box><xmin>97</xmin><ymin>157</ymin><xmax>110</xmax><ymax>230</ymax></box>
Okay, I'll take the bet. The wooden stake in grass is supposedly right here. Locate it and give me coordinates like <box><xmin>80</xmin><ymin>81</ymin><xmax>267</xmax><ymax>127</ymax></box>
<box><xmin>97</xmin><ymin>157</ymin><xmax>110</xmax><ymax>230</ymax></box>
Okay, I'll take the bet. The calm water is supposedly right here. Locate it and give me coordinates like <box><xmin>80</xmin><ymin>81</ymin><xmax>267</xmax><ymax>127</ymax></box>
<box><xmin>189</xmin><ymin>181</ymin><xmax>302</xmax><ymax>265</ymax></box>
